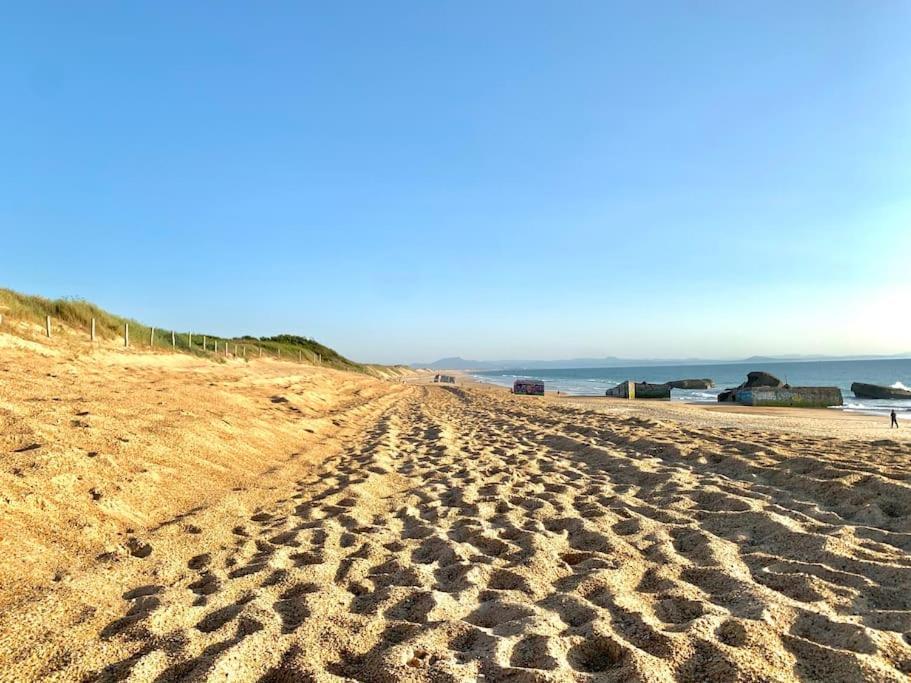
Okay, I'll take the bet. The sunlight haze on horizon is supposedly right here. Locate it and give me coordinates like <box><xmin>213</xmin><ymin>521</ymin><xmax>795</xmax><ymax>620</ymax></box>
<box><xmin>3</xmin><ymin>2</ymin><xmax>910</xmax><ymax>364</ymax></box>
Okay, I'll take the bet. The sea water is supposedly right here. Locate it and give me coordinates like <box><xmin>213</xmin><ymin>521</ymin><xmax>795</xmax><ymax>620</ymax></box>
<box><xmin>473</xmin><ymin>358</ymin><xmax>911</xmax><ymax>419</ymax></box>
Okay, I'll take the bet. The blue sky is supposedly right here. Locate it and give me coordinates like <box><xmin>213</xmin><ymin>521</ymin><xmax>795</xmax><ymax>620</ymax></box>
<box><xmin>3</xmin><ymin>2</ymin><xmax>910</xmax><ymax>363</ymax></box>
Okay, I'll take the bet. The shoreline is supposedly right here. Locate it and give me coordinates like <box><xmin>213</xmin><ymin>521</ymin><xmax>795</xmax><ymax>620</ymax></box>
<box><xmin>447</xmin><ymin>370</ymin><xmax>911</xmax><ymax>442</ymax></box>
<box><xmin>462</xmin><ymin>365</ymin><xmax>911</xmax><ymax>415</ymax></box>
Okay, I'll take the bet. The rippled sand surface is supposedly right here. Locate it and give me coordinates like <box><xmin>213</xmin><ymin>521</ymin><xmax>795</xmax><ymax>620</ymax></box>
<box><xmin>2</xmin><ymin>342</ymin><xmax>911</xmax><ymax>681</ymax></box>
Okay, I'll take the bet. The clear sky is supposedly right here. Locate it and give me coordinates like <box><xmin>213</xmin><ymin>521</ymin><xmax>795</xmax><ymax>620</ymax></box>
<box><xmin>3</xmin><ymin>2</ymin><xmax>910</xmax><ymax>364</ymax></box>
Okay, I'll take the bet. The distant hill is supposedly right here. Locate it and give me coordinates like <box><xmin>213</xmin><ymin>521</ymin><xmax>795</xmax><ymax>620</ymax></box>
<box><xmin>415</xmin><ymin>353</ymin><xmax>911</xmax><ymax>371</ymax></box>
<box><xmin>414</xmin><ymin>356</ymin><xmax>720</xmax><ymax>370</ymax></box>
<box><xmin>413</xmin><ymin>356</ymin><xmax>690</xmax><ymax>370</ymax></box>
<box><xmin>415</xmin><ymin>357</ymin><xmax>502</xmax><ymax>370</ymax></box>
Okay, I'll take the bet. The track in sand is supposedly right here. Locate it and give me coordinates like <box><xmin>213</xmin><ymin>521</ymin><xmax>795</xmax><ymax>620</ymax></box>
<box><xmin>6</xmin><ymin>383</ymin><xmax>911</xmax><ymax>681</ymax></box>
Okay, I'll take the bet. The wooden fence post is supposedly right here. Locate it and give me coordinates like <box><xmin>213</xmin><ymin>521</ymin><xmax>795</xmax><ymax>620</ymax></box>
<box><xmin>243</xmin><ymin>346</ymin><xmax>246</xmax><ymax>358</ymax></box>
<box><xmin>259</xmin><ymin>346</ymin><xmax>262</xmax><ymax>358</ymax></box>
<box><xmin>188</xmin><ymin>332</ymin><xmax>192</xmax><ymax>348</ymax></box>
<box><xmin>214</xmin><ymin>339</ymin><xmax>218</xmax><ymax>353</ymax></box>
<box><xmin>150</xmin><ymin>327</ymin><xmax>155</xmax><ymax>346</ymax></box>
<box><xmin>203</xmin><ymin>335</ymin><xmax>207</xmax><ymax>351</ymax></box>
<box><xmin>91</xmin><ymin>318</ymin><xmax>96</xmax><ymax>342</ymax></box>
<box><xmin>46</xmin><ymin>315</ymin><xmax>51</xmax><ymax>338</ymax></box>
<box><xmin>277</xmin><ymin>348</ymin><xmax>281</xmax><ymax>358</ymax></box>
<box><xmin>224</xmin><ymin>342</ymin><xmax>228</xmax><ymax>358</ymax></box>
<box><xmin>172</xmin><ymin>331</ymin><xmax>176</xmax><ymax>348</ymax></box>
<box><xmin>234</xmin><ymin>344</ymin><xmax>237</xmax><ymax>356</ymax></box>
<box><xmin>124</xmin><ymin>323</ymin><xmax>129</xmax><ymax>347</ymax></box>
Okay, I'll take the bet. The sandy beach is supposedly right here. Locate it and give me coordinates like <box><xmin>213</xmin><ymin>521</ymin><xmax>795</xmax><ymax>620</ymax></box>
<box><xmin>7</xmin><ymin>3</ymin><xmax>910</xmax><ymax>679</ymax></box>
<box><xmin>2</xmin><ymin>341</ymin><xmax>911</xmax><ymax>682</ymax></box>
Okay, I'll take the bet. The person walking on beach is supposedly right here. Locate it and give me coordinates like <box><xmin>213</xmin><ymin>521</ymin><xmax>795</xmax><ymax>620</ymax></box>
<box><xmin>891</xmin><ymin>409</ymin><xmax>899</xmax><ymax>428</ymax></box>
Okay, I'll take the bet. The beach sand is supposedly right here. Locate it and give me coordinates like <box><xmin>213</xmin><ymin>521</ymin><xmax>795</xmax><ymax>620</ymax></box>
<box><xmin>2</xmin><ymin>342</ymin><xmax>911</xmax><ymax>681</ymax></box>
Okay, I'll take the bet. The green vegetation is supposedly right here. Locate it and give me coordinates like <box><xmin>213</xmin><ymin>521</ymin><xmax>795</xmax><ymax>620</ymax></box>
<box><xmin>2</xmin><ymin>288</ymin><xmax>134</xmax><ymax>339</ymax></box>
<box><xmin>226</xmin><ymin>334</ymin><xmax>365</xmax><ymax>372</ymax></box>
<box><xmin>0</xmin><ymin>287</ymin><xmax>379</xmax><ymax>374</ymax></box>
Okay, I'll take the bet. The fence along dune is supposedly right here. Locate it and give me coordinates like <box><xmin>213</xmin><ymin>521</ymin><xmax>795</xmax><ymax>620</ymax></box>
<box><xmin>0</xmin><ymin>287</ymin><xmax>384</xmax><ymax>373</ymax></box>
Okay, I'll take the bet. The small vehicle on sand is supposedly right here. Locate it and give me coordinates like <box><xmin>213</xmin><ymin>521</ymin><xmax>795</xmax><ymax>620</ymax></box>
<box><xmin>513</xmin><ymin>379</ymin><xmax>544</xmax><ymax>395</ymax></box>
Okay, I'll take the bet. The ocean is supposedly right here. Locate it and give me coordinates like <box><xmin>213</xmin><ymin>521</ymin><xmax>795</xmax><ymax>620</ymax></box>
<box><xmin>473</xmin><ymin>358</ymin><xmax>911</xmax><ymax>419</ymax></box>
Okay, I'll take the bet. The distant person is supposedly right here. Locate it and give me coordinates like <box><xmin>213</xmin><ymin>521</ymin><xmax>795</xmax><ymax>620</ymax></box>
<box><xmin>891</xmin><ymin>409</ymin><xmax>899</xmax><ymax>429</ymax></box>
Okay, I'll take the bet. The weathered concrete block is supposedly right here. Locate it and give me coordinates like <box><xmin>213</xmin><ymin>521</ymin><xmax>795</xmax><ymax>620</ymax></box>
<box><xmin>606</xmin><ymin>380</ymin><xmax>635</xmax><ymax>398</ymax></box>
<box><xmin>635</xmin><ymin>382</ymin><xmax>671</xmax><ymax>399</ymax></box>
<box><xmin>665</xmin><ymin>378</ymin><xmax>714</xmax><ymax>389</ymax></box>
<box><xmin>718</xmin><ymin>370</ymin><xmax>803</xmax><ymax>403</ymax></box>
<box><xmin>851</xmin><ymin>382</ymin><xmax>911</xmax><ymax>400</ymax></box>
<box><xmin>605</xmin><ymin>381</ymin><xmax>670</xmax><ymax>400</ymax></box>
<box><xmin>738</xmin><ymin>387</ymin><xmax>843</xmax><ymax>408</ymax></box>
<box><xmin>744</xmin><ymin>371</ymin><xmax>783</xmax><ymax>388</ymax></box>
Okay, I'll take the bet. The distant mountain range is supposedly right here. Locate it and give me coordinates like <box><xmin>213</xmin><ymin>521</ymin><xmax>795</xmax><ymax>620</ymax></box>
<box><xmin>413</xmin><ymin>354</ymin><xmax>911</xmax><ymax>371</ymax></box>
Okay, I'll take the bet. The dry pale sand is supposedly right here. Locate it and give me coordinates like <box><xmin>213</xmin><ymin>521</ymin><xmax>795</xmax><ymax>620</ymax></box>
<box><xmin>2</xmin><ymin>339</ymin><xmax>911</xmax><ymax>682</ymax></box>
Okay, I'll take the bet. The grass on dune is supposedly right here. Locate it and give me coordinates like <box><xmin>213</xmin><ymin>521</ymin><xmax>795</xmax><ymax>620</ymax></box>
<box><xmin>1</xmin><ymin>288</ymin><xmax>134</xmax><ymax>340</ymax></box>
<box><xmin>0</xmin><ymin>287</ymin><xmax>398</xmax><ymax>375</ymax></box>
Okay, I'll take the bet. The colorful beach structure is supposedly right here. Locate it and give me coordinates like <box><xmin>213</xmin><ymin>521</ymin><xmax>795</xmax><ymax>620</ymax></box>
<box><xmin>732</xmin><ymin>386</ymin><xmax>844</xmax><ymax>407</ymax></box>
<box><xmin>605</xmin><ymin>381</ymin><xmax>671</xmax><ymax>400</ymax></box>
<box><xmin>718</xmin><ymin>372</ymin><xmax>842</xmax><ymax>408</ymax></box>
<box><xmin>513</xmin><ymin>379</ymin><xmax>544</xmax><ymax>395</ymax></box>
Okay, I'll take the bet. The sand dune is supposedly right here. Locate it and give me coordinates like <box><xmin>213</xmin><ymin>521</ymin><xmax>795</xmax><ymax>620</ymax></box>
<box><xmin>2</xmin><ymin>344</ymin><xmax>911</xmax><ymax>681</ymax></box>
